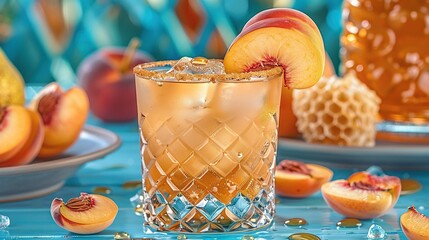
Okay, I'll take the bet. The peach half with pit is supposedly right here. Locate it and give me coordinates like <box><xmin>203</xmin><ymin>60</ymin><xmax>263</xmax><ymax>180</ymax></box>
<box><xmin>0</xmin><ymin>107</ymin><xmax>44</xmax><ymax>167</ymax></box>
<box><xmin>224</xmin><ymin>8</ymin><xmax>325</xmax><ymax>89</ymax></box>
<box><xmin>275</xmin><ymin>160</ymin><xmax>333</xmax><ymax>198</ymax></box>
<box><xmin>50</xmin><ymin>193</ymin><xmax>118</xmax><ymax>234</ymax></box>
<box><xmin>29</xmin><ymin>83</ymin><xmax>89</xmax><ymax>158</ymax></box>
<box><xmin>401</xmin><ymin>206</ymin><xmax>429</xmax><ymax>240</ymax></box>
<box><xmin>321</xmin><ymin>171</ymin><xmax>401</xmax><ymax>219</ymax></box>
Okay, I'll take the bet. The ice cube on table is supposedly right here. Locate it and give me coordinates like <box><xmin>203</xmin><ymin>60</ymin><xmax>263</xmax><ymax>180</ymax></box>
<box><xmin>167</xmin><ymin>57</ymin><xmax>225</xmax><ymax>75</ymax></box>
<box><xmin>0</xmin><ymin>214</ymin><xmax>10</xmax><ymax>229</ymax></box>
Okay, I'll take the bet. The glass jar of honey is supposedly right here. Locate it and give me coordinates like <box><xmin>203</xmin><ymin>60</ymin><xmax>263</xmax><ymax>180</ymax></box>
<box><xmin>341</xmin><ymin>0</ymin><xmax>429</xmax><ymax>125</ymax></box>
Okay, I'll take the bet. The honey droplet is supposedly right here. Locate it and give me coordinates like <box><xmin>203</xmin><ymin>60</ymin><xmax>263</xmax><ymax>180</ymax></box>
<box><xmin>242</xmin><ymin>235</ymin><xmax>254</xmax><ymax>240</ymax></box>
<box><xmin>191</xmin><ymin>57</ymin><xmax>208</xmax><ymax>66</ymax></box>
<box><xmin>401</xmin><ymin>179</ymin><xmax>422</xmax><ymax>195</ymax></box>
<box><xmin>156</xmin><ymin>81</ymin><xmax>163</xmax><ymax>86</ymax></box>
<box><xmin>122</xmin><ymin>180</ymin><xmax>142</xmax><ymax>189</ymax></box>
<box><xmin>93</xmin><ymin>186</ymin><xmax>112</xmax><ymax>194</ymax></box>
<box><xmin>114</xmin><ymin>232</ymin><xmax>131</xmax><ymax>240</ymax></box>
<box><xmin>134</xmin><ymin>204</ymin><xmax>143</xmax><ymax>215</ymax></box>
<box><xmin>288</xmin><ymin>233</ymin><xmax>320</xmax><ymax>240</ymax></box>
<box><xmin>284</xmin><ymin>217</ymin><xmax>308</xmax><ymax>226</ymax></box>
<box><xmin>177</xmin><ymin>234</ymin><xmax>187</xmax><ymax>240</ymax></box>
<box><xmin>336</xmin><ymin>218</ymin><xmax>362</xmax><ymax>228</ymax></box>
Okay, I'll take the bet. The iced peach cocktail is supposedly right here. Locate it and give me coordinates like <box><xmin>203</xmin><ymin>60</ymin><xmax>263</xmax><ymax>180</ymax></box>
<box><xmin>135</xmin><ymin>59</ymin><xmax>282</xmax><ymax>232</ymax></box>
<box><xmin>134</xmin><ymin>8</ymin><xmax>325</xmax><ymax>233</ymax></box>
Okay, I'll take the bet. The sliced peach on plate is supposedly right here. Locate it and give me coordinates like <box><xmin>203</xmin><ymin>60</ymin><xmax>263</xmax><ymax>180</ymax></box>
<box><xmin>401</xmin><ymin>206</ymin><xmax>429</xmax><ymax>240</ymax></box>
<box><xmin>0</xmin><ymin>108</ymin><xmax>44</xmax><ymax>167</ymax></box>
<box><xmin>275</xmin><ymin>160</ymin><xmax>333</xmax><ymax>198</ymax></box>
<box><xmin>0</xmin><ymin>105</ymin><xmax>32</xmax><ymax>162</ymax></box>
<box><xmin>50</xmin><ymin>193</ymin><xmax>118</xmax><ymax>234</ymax></box>
<box><xmin>321</xmin><ymin>171</ymin><xmax>401</xmax><ymax>219</ymax></box>
<box><xmin>224</xmin><ymin>8</ymin><xmax>325</xmax><ymax>89</ymax></box>
<box><xmin>29</xmin><ymin>83</ymin><xmax>89</xmax><ymax>158</ymax></box>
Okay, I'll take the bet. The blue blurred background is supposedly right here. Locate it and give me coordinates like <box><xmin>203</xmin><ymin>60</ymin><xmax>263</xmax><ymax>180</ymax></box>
<box><xmin>0</xmin><ymin>0</ymin><xmax>343</xmax><ymax>85</ymax></box>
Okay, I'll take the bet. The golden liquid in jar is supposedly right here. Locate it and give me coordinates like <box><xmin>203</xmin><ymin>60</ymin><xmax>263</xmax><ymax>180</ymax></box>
<box><xmin>341</xmin><ymin>0</ymin><xmax>429</xmax><ymax>124</ymax></box>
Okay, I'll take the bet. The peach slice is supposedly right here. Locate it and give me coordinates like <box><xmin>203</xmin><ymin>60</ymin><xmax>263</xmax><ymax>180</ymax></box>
<box><xmin>0</xmin><ymin>109</ymin><xmax>44</xmax><ymax>167</ymax></box>
<box><xmin>401</xmin><ymin>206</ymin><xmax>429</xmax><ymax>240</ymax></box>
<box><xmin>224</xmin><ymin>8</ymin><xmax>325</xmax><ymax>89</ymax></box>
<box><xmin>50</xmin><ymin>193</ymin><xmax>118</xmax><ymax>234</ymax></box>
<box><xmin>278</xmin><ymin>52</ymin><xmax>335</xmax><ymax>138</ymax></box>
<box><xmin>321</xmin><ymin>171</ymin><xmax>401</xmax><ymax>219</ymax></box>
<box><xmin>29</xmin><ymin>83</ymin><xmax>89</xmax><ymax>158</ymax></box>
<box><xmin>0</xmin><ymin>105</ymin><xmax>32</xmax><ymax>162</ymax></box>
<box><xmin>275</xmin><ymin>160</ymin><xmax>333</xmax><ymax>198</ymax></box>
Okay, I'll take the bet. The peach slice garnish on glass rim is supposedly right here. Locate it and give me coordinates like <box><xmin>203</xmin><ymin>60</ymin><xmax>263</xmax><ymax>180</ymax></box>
<box><xmin>224</xmin><ymin>8</ymin><xmax>325</xmax><ymax>89</ymax></box>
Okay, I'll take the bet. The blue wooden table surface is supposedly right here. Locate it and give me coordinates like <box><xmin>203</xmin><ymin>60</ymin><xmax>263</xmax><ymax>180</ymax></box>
<box><xmin>0</xmin><ymin>114</ymin><xmax>424</xmax><ymax>239</ymax></box>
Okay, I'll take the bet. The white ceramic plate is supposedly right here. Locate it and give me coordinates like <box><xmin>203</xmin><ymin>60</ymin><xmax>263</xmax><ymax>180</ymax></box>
<box><xmin>277</xmin><ymin>138</ymin><xmax>429</xmax><ymax>170</ymax></box>
<box><xmin>0</xmin><ymin>125</ymin><xmax>120</xmax><ymax>202</ymax></box>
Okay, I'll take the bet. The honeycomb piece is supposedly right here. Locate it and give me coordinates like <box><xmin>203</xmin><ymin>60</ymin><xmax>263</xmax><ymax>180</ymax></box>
<box><xmin>293</xmin><ymin>74</ymin><xmax>380</xmax><ymax>147</ymax></box>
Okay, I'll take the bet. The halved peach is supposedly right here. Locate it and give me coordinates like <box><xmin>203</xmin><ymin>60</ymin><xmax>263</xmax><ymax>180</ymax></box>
<box><xmin>275</xmin><ymin>160</ymin><xmax>333</xmax><ymax>198</ymax></box>
<box><xmin>50</xmin><ymin>193</ymin><xmax>118</xmax><ymax>234</ymax></box>
<box><xmin>0</xmin><ymin>109</ymin><xmax>44</xmax><ymax>167</ymax></box>
<box><xmin>224</xmin><ymin>8</ymin><xmax>325</xmax><ymax>89</ymax></box>
<box><xmin>401</xmin><ymin>206</ymin><xmax>429</xmax><ymax>240</ymax></box>
<box><xmin>321</xmin><ymin>171</ymin><xmax>401</xmax><ymax>219</ymax></box>
<box><xmin>29</xmin><ymin>83</ymin><xmax>89</xmax><ymax>158</ymax></box>
<box><xmin>0</xmin><ymin>105</ymin><xmax>32</xmax><ymax>162</ymax></box>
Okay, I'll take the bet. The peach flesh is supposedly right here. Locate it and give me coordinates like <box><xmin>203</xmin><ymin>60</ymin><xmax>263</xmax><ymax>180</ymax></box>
<box><xmin>30</xmin><ymin>83</ymin><xmax>89</xmax><ymax>158</ymax></box>
<box><xmin>232</xmin><ymin>18</ymin><xmax>318</xmax><ymax>88</ymax></box>
<box><xmin>322</xmin><ymin>179</ymin><xmax>399</xmax><ymax>219</ymax></box>
<box><xmin>224</xmin><ymin>9</ymin><xmax>325</xmax><ymax>90</ymax></box>
<box><xmin>0</xmin><ymin>109</ymin><xmax>44</xmax><ymax>167</ymax></box>
<box><xmin>401</xmin><ymin>206</ymin><xmax>429</xmax><ymax>240</ymax></box>
<box><xmin>275</xmin><ymin>160</ymin><xmax>332</xmax><ymax>198</ymax></box>
<box><xmin>50</xmin><ymin>193</ymin><xmax>118</xmax><ymax>234</ymax></box>
<box><xmin>0</xmin><ymin>106</ymin><xmax>31</xmax><ymax>161</ymax></box>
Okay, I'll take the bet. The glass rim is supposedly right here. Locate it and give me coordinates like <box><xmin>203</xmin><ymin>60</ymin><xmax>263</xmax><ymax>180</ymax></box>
<box><xmin>133</xmin><ymin>60</ymin><xmax>283</xmax><ymax>83</ymax></box>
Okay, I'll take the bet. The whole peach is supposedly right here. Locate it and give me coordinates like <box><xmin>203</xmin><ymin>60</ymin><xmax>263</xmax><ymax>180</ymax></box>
<box><xmin>78</xmin><ymin>48</ymin><xmax>152</xmax><ymax>122</ymax></box>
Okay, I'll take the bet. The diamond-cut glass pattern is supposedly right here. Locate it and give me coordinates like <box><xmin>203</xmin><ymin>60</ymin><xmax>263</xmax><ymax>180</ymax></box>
<box><xmin>168</xmin><ymin>194</ymin><xmax>193</xmax><ymax>220</ymax></box>
<box><xmin>197</xmin><ymin>194</ymin><xmax>225</xmax><ymax>221</ymax></box>
<box><xmin>211</xmin><ymin>155</ymin><xmax>237</xmax><ymax>177</ymax></box>
<box><xmin>211</xmin><ymin>126</ymin><xmax>238</xmax><ymax>150</ymax></box>
<box><xmin>181</xmin><ymin>126</ymin><xmax>209</xmax><ymax>150</ymax></box>
<box><xmin>226</xmin><ymin>193</ymin><xmax>251</xmax><ymax>219</ymax></box>
<box><xmin>140</xmin><ymin>110</ymin><xmax>277</xmax><ymax>232</ymax></box>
